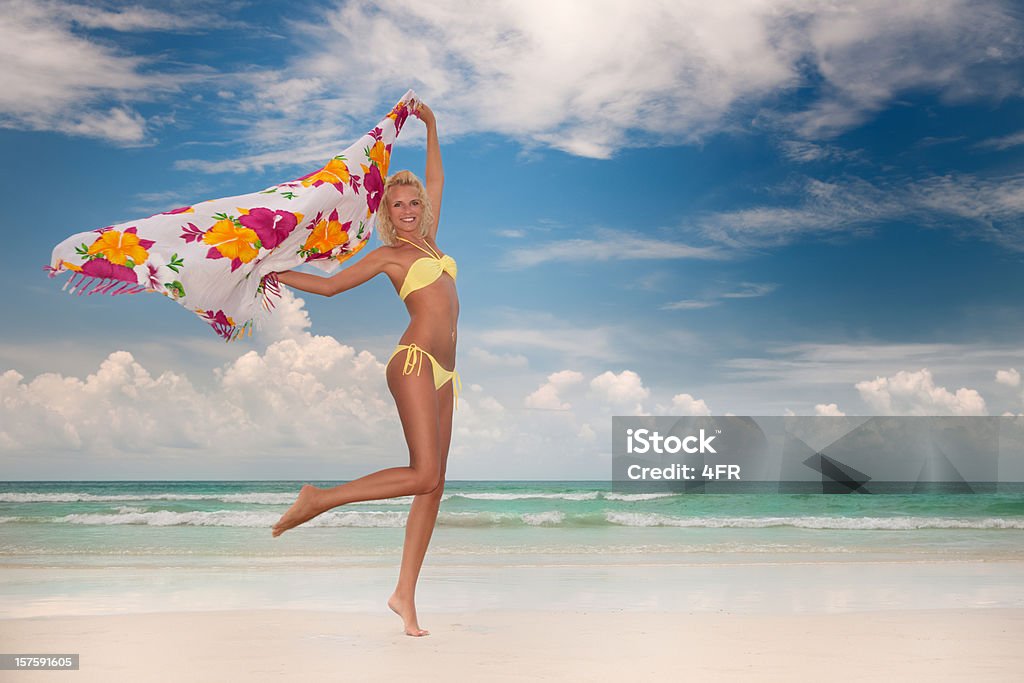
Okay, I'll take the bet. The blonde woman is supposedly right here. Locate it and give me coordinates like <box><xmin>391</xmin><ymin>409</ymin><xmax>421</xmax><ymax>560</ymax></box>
<box><xmin>271</xmin><ymin>103</ymin><xmax>456</xmax><ymax>637</ymax></box>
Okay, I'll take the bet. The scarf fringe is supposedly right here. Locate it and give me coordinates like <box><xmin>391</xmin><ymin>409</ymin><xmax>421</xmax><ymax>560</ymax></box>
<box><xmin>211</xmin><ymin>317</ymin><xmax>257</xmax><ymax>343</ymax></box>
<box><xmin>53</xmin><ymin>267</ymin><xmax>268</xmax><ymax>342</ymax></box>
<box><xmin>59</xmin><ymin>272</ymin><xmax>149</xmax><ymax>297</ymax></box>
<box><xmin>258</xmin><ymin>272</ymin><xmax>282</xmax><ymax>312</ymax></box>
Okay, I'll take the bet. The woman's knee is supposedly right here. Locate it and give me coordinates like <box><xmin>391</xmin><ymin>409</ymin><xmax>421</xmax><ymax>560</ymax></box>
<box><xmin>421</xmin><ymin>477</ymin><xmax>445</xmax><ymax>497</ymax></box>
<box><xmin>408</xmin><ymin>468</ymin><xmax>441</xmax><ymax>495</ymax></box>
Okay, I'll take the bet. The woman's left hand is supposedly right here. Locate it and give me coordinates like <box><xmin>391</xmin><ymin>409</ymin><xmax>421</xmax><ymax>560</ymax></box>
<box><xmin>415</xmin><ymin>102</ymin><xmax>436</xmax><ymax>126</ymax></box>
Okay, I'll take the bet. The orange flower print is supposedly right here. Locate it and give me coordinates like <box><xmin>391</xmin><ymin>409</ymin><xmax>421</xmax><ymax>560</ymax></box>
<box><xmin>367</xmin><ymin>139</ymin><xmax>390</xmax><ymax>175</ymax></box>
<box><xmin>300</xmin><ymin>209</ymin><xmax>351</xmax><ymax>261</ymax></box>
<box><xmin>301</xmin><ymin>156</ymin><xmax>351</xmax><ymax>192</ymax></box>
<box><xmin>86</xmin><ymin>227</ymin><xmax>152</xmax><ymax>266</ymax></box>
<box><xmin>335</xmin><ymin>237</ymin><xmax>367</xmax><ymax>265</ymax></box>
<box><xmin>202</xmin><ymin>217</ymin><xmax>259</xmax><ymax>271</ymax></box>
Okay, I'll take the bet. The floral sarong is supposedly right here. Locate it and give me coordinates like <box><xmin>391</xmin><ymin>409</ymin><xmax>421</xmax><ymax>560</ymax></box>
<box><xmin>47</xmin><ymin>90</ymin><xmax>420</xmax><ymax>340</ymax></box>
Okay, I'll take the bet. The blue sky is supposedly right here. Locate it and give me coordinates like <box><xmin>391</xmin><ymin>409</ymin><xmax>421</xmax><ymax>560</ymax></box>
<box><xmin>2</xmin><ymin>0</ymin><xmax>1024</xmax><ymax>479</ymax></box>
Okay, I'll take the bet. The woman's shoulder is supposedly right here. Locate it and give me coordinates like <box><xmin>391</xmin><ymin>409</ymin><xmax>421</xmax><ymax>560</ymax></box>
<box><xmin>365</xmin><ymin>242</ymin><xmax>411</xmax><ymax>270</ymax></box>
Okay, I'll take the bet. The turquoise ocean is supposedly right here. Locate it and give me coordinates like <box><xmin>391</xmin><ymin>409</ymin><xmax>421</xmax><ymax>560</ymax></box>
<box><xmin>3</xmin><ymin>480</ymin><xmax>1024</xmax><ymax>617</ymax></box>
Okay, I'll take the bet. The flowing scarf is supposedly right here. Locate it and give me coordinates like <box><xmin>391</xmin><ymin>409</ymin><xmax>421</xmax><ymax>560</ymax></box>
<box><xmin>46</xmin><ymin>90</ymin><xmax>420</xmax><ymax>340</ymax></box>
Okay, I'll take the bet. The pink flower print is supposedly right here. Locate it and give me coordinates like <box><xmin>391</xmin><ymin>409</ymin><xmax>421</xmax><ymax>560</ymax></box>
<box><xmin>387</xmin><ymin>102</ymin><xmax>410</xmax><ymax>134</ymax></box>
<box><xmin>80</xmin><ymin>258</ymin><xmax>138</xmax><ymax>283</ymax></box>
<box><xmin>363</xmin><ymin>163</ymin><xmax>384</xmax><ymax>215</ymax></box>
<box><xmin>180</xmin><ymin>223</ymin><xmax>205</xmax><ymax>244</ymax></box>
<box><xmin>197</xmin><ymin>309</ymin><xmax>235</xmax><ymax>340</ymax></box>
<box><xmin>238</xmin><ymin>208</ymin><xmax>300</xmax><ymax>250</ymax></box>
<box><xmin>161</xmin><ymin>206</ymin><xmax>194</xmax><ymax>215</ymax></box>
<box><xmin>140</xmin><ymin>261</ymin><xmax>168</xmax><ymax>291</ymax></box>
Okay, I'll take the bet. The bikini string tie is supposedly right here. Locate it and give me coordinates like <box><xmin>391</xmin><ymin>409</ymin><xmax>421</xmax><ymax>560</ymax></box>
<box><xmin>402</xmin><ymin>343</ymin><xmax>424</xmax><ymax>377</ymax></box>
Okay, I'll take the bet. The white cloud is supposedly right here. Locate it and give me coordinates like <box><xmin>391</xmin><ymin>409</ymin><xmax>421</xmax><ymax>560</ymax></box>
<box><xmin>975</xmin><ymin>130</ymin><xmax>1024</xmax><ymax>151</ymax></box>
<box><xmin>910</xmin><ymin>173</ymin><xmax>1024</xmax><ymax>225</ymax></box>
<box><xmin>175</xmin><ymin>140</ymin><xmax>348</xmax><ymax>174</ymax></box>
<box><xmin>54</xmin><ymin>3</ymin><xmax>213</xmax><ymax>32</ymax></box>
<box><xmin>589</xmin><ymin>370</ymin><xmax>649</xmax><ymax>415</ymax></box>
<box><xmin>854</xmin><ymin>368</ymin><xmax>987</xmax><ymax>416</ymax></box>
<box><xmin>0</xmin><ymin>339</ymin><xmax>399</xmax><ymax>462</ymax></box>
<box><xmin>662</xmin><ymin>300</ymin><xmax>716</xmax><ymax>311</ymax></box>
<box><xmin>814</xmin><ymin>402</ymin><xmax>845</xmax><ymax>416</ymax></box>
<box><xmin>714</xmin><ymin>341</ymin><xmax>1024</xmax><ymax>416</ymax></box>
<box><xmin>64</xmin><ymin>107</ymin><xmax>149</xmax><ymax>145</ymax></box>
<box><xmin>778</xmin><ymin>140</ymin><xmax>863</xmax><ymax>164</ymax></box>
<box><xmin>503</xmin><ymin>231</ymin><xmax>725</xmax><ymax>268</ymax></box>
<box><xmin>697</xmin><ymin>176</ymin><xmax>897</xmax><ymax>247</ymax></box>
<box><xmin>663</xmin><ymin>282</ymin><xmax>778</xmax><ymax>310</ymax></box>
<box><xmin>0</xmin><ymin>0</ymin><xmax>197</xmax><ymax>144</ymax></box>
<box><xmin>996</xmin><ymin>368</ymin><xmax>1020</xmax><ymax>387</ymax></box>
<box><xmin>662</xmin><ymin>393</ymin><xmax>712</xmax><ymax>416</ymax></box>
<box><xmin>783</xmin><ymin>0</ymin><xmax>1022</xmax><ymax>138</ymax></box>
<box><xmin>258</xmin><ymin>289</ymin><xmax>313</xmax><ymax>342</ymax></box>
<box><xmin>525</xmin><ymin>370</ymin><xmax>584</xmax><ymax>411</ymax></box>
<box><xmin>699</xmin><ymin>172</ymin><xmax>1024</xmax><ymax>250</ymax></box>
<box><xmin>202</xmin><ymin>0</ymin><xmax>1022</xmax><ymax>164</ymax></box>
<box><xmin>721</xmin><ymin>283</ymin><xmax>779</xmax><ymax>299</ymax></box>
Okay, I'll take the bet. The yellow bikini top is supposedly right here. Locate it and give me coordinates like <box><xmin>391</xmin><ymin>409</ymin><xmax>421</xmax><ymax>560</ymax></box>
<box><xmin>396</xmin><ymin>237</ymin><xmax>457</xmax><ymax>300</ymax></box>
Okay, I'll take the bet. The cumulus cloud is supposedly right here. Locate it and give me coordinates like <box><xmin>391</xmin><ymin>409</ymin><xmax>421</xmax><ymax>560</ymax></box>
<box><xmin>0</xmin><ymin>331</ymin><xmax>528</xmax><ymax>476</ymax></box>
<box><xmin>258</xmin><ymin>289</ymin><xmax>313</xmax><ymax>342</ymax></box>
<box><xmin>0</xmin><ymin>338</ymin><xmax>399</xmax><ymax>461</ymax></box>
<box><xmin>661</xmin><ymin>393</ymin><xmax>712</xmax><ymax>416</ymax></box>
<box><xmin>996</xmin><ymin>368</ymin><xmax>1021</xmax><ymax>387</ymax></box>
<box><xmin>854</xmin><ymin>368</ymin><xmax>987</xmax><ymax>416</ymax></box>
<box><xmin>0</xmin><ymin>342</ymin><xmax>718</xmax><ymax>478</ymax></box>
<box><xmin>814</xmin><ymin>402</ymin><xmax>845</xmax><ymax>416</ymax></box>
<box><xmin>589</xmin><ymin>370</ymin><xmax>649</xmax><ymax>415</ymax></box>
<box><xmin>525</xmin><ymin>370</ymin><xmax>584</xmax><ymax>410</ymax></box>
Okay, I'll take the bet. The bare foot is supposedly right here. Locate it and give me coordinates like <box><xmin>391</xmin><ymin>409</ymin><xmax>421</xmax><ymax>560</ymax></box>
<box><xmin>271</xmin><ymin>484</ymin><xmax>325</xmax><ymax>537</ymax></box>
<box><xmin>388</xmin><ymin>593</ymin><xmax>429</xmax><ymax>636</ymax></box>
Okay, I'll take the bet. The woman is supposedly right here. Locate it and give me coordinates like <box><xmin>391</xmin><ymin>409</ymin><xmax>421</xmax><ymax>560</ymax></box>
<box><xmin>270</xmin><ymin>103</ymin><xmax>456</xmax><ymax>637</ymax></box>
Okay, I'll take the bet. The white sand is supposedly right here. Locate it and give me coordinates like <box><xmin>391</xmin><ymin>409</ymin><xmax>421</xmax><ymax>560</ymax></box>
<box><xmin>4</xmin><ymin>608</ymin><xmax>1023</xmax><ymax>682</ymax></box>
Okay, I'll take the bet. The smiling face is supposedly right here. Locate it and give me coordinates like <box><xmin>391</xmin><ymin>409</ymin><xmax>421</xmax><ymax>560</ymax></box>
<box><xmin>387</xmin><ymin>185</ymin><xmax>424</xmax><ymax>236</ymax></box>
<box><xmin>375</xmin><ymin>170</ymin><xmax>433</xmax><ymax>246</ymax></box>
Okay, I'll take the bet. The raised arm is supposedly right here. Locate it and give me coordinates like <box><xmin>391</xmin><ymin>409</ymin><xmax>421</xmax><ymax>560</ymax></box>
<box><xmin>276</xmin><ymin>248</ymin><xmax>387</xmax><ymax>297</ymax></box>
<box><xmin>416</xmin><ymin>103</ymin><xmax>444</xmax><ymax>239</ymax></box>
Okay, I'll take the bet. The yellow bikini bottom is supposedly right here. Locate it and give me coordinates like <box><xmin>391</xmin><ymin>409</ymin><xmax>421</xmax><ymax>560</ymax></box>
<box><xmin>388</xmin><ymin>343</ymin><xmax>461</xmax><ymax>408</ymax></box>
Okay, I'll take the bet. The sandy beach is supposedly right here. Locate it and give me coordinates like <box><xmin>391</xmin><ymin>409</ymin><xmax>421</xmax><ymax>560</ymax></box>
<box><xmin>4</xmin><ymin>607</ymin><xmax>1023</xmax><ymax>682</ymax></box>
<box><xmin>4</xmin><ymin>481</ymin><xmax>1024</xmax><ymax>680</ymax></box>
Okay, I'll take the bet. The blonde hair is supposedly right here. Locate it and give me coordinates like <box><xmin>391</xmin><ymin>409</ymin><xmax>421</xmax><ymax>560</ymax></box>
<box><xmin>376</xmin><ymin>170</ymin><xmax>434</xmax><ymax>246</ymax></box>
